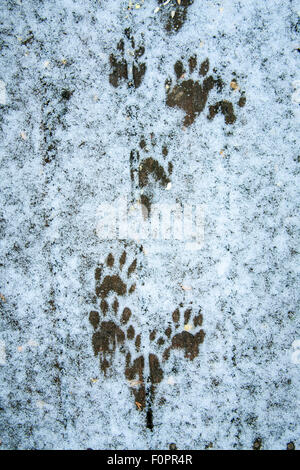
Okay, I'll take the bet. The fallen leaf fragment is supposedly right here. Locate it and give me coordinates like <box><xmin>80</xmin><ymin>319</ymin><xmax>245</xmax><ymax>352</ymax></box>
<box><xmin>181</xmin><ymin>284</ymin><xmax>192</xmax><ymax>291</ymax></box>
<box><xmin>230</xmin><ymin>80</ymin><xmax>240</xmax><ymax>91</ymax></box>
<box><xmin>128</xmin><ymin>379</ymin><xmax>143</xmax><ymax>387</ymax></box>
<box><xmin>135</xmin><ymin>401</ymin><xmax>142</xmax><ymax>410</ymax></box>
<box><xmin>184</xmin><ymin>323</ymin><xmax>193</xmax><ymax>332</ymax></box>
<box><xmin>0</xmin><ymin>293</ymin><xmax>6</xmax><ymax>302</ymax></box>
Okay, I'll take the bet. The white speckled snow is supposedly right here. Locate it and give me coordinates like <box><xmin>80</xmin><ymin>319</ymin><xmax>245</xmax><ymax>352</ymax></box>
<box><xmin>0</xmin><ymin>0</ymin><xmax>299</xmax><ymax>450</ymax></box>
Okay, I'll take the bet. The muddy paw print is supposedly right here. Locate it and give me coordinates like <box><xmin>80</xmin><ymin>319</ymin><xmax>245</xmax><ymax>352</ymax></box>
<box><xmin>89</xmin><ymin>304</ymin><xmax>132</xmax><ymax>375</ymax></box>
<box><xmin>109</xmin><ymin>29</ymin><xmax>146</xmax><ymax>89</ymax></box>
<box><xmin>207</xmin><ymin>76</ymin><xmax>246</xmax><ymax>125</ymax></box>
<box><xmin>157</xmin><ymin>1</ymin><xmax>194</xmax><ymax>33</ymax></box>
<box><xmin>89</xmin><ymin>252</ymin><xmax>140</xmax><ymax>375</ymax></box>
<box><xmin>150</xmin><ymin>304</ymin><xmax>205</xmax><ymax>361</ymax></box>
<box><xmin>130</xmin><ymin>135</ymin><xmax>173</xmax><ymax>215</ymax></box>
<box><xmin>166</xmin><ymin>55</ymin><xmax>246</xmax><ymax>127</ymax></box>
<box><xmin>94</xmin><ymin>251</ymin><xmax>137</xmax><ymax>310</ymax></box>
<box><xmin>125</xmin><ymin>328</ymin><xmax>164</xmax><ymax>422</ymax></box>
<box><xmin>125</xmin><ymin>350</ymin><xmax>145</xmax><ymax>410</ymax></box>
<box><xmin>166</xmin><ymin>56</ymin><xmax>217</xmax><ymax>127</ymax></box>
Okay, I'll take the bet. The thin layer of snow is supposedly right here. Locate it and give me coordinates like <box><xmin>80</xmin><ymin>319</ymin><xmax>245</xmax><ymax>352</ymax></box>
<box><xmin>0</xmin><ymin>0</ymin><xmax>299</xmax><ymax>450</ymax></box>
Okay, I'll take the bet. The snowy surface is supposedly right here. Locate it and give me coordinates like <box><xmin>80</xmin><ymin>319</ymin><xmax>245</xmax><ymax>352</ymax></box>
<box><xmin>0</xmin><ymin>0</ymin><xmax>299</xmax><ymax>450</ymax></box>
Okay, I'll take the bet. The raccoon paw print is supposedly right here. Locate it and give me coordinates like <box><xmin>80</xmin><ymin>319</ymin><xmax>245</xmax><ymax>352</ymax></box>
<box><xmin>157</xmin><ymin>1</ymin><xmax>194</xmax><ymax>34</ymax></box>
<box><xmin>124</xmin><ymin>310</ymin><xmax>144</xmax><ymax>409</ymax></box>
<box><xmin>94</xmin><ymin>251</ymin><xmax>137</xmax><ymax>307</ymax></box>
<box><xmin>125</xmin><ymin>352</ymin><xmax>145</xmax><ymax>409</ymax></box>
<box><xmin>166</xmin><ymin>55</ymin><xmax>246</xmax><ymax>127</ymax></box>
<box><xmin>89</xmin><ymin>293</ymin><xmax>140</xmax><ymax>376</ymax></box>
<box><xmin>109</xmin><ymin>29</ymin><xmax>146</xmax><ymax>89</ymax></box>
<box><xmin>166</xmin><ymin>56</ymin><xmax>217</xmax><ymax>127</ymax></box>
<box><xmin>130</xmin><ymin>135</ymin><xmax>173</xmax><ymax>215</ymax></box>
<box><xmin>207</xmin><ymin>76</ymin><xmax>246</xmax><ymax>125</ymax></box>
<box><xmin>126</xmin><ymin>339</ymin><xmax>164</xmax><ymax>415</ymax></box>
<box><xmin>147</xmin><ymin>332</ymin><xmax>165</xmax><ymax>388</ymax></box>
<box><xmin>151</xmin><ymin>304</ymin><xmax>205</xmax><ymax>361</ymax></box>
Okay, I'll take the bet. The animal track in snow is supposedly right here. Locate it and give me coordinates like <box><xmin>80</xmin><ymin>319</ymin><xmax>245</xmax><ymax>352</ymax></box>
<box><xmin>150</xmin><ymin>303</ymin><xmax>205</xmax><ymax>361</ymax></box>
<box><xmin>109</xmin><ymin>29</ymin><xmax>146</xmax><ymax>89</ymax></box>
<box><xmin>90</xmin><ymin>251</ymin><xmax>138</xmax><ymax>375</ymax></box>
<box><xmin>89</xmin><ymin>251</ymin><xmax>205</xmax><ymax>431</ymax></box>
<box><xmin>166</xmin><ymin>55</ymin><xmax>246</xmax><ymax>127</ymax></box>
<box><xmin>130</xmin><ymin>135</ymin><xmax>173</xmax><ymax>216</ymax></box>
<box><xmin>156</xmin><ymin>0</ymin><xmax>194</xmax><ymax>34</ymax></box>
